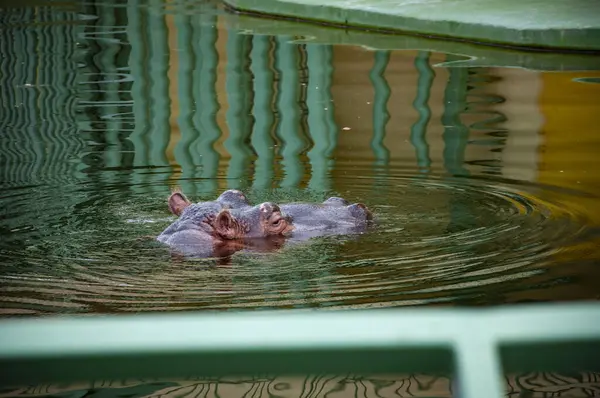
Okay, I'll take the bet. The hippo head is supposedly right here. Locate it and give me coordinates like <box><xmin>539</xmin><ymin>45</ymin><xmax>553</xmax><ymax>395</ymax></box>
<box><xmin>215</xmin><ymin>189</ymin><xmax>250</xmax><ymax>209</ymax></box>
<box><xmin>160</xmin><ymin>192</ymin><xmax>293</xmax><ymax>246</ymax></box>
<box><xmin>212</xmin><ymin>202</ymin><xmax>294</xmax><ymax>240</ymax></box>
<box><xmin>157</xmin><ymin>191</ymin><xmax>225</xmax><ymax>245</ymax></box>
<box><xmin>168</xmin><ymin>189</ymin><xmax>250</xmax><ymax>215</ymax></box>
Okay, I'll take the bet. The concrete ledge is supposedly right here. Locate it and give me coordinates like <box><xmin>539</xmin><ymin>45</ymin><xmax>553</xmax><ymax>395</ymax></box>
<box><xmin>223</xmin><ymin>0</ymin><xmax>600</xmax><ymax>52</ymax></box>
<box><xmin>224</xmin><ymin>13</ymin><xmax>600</xmax><ymax>71</ymax></box>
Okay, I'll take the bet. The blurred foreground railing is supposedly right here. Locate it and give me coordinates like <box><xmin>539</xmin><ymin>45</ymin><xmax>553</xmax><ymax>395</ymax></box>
<box><xmin>1</xmin><ymin>303</ymin><xmax>599</xmax><ymax>398</ymax></box>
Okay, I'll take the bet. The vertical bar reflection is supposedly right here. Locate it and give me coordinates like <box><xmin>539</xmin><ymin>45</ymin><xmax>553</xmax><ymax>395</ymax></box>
<box><xmin>275</xmin><ymin>37</ymin><xmax>306</xmax><ymax>189</ymax></box>
<box><xmin>225</xmin><ymin>32</ymin><xmax>254</xmax><ymax>191</ymax></box>
<box><xmin>250</xmin><ymin>35</ymin><xmax>276</xmax><ymax>191</ymax></box>
<box><xmin>192</xmin><ymin>14</ymin><xmax>221</xmax><ymax>196</ymax></box>
<box><xmin>442</xmin><ymin>56</ymin><xmax>470</xmax><ymax>178</ymax></box>
<box><xmin>147</xmin><ymin>0</ymin><xmax>171</xmax><ymax>191</ymax></box>
<box><xmin>126</xmin><ymin>0</ymin><xmax>151</xmax><ymax>192</ymax></box>
<box><xmin>97</xmin><ymin>4</ymin><xmax>122</xmax><ymax>173</ymax></box>
<box><xmin>369</xmin><ymin>51</ymin><xmax>391</xmax><ymax>189</ymax></box>
<box><xmin>410</xmin><ymin>51</ymin><xmax>434</xmax><ymax>174</ymax></box>
<box><xmin>306</xmin><ymin>44</ymin><xmax>335</xmax><ymax>193</ymax></box>
<box><xmin>173</xmin><ymin>12</ymin><xmax>197</xmax><ymax>196</ymax></box>
<box><xmin>441</xmin><ymin>55</ymin><xmax>475</xmax><ymax>233</ymax></box>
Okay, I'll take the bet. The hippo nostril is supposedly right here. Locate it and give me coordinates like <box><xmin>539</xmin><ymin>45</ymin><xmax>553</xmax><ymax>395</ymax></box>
<box><xmin>217</xmin><ymin>211</ymin><xmax>233</xmax><ymax>227</ymax></box>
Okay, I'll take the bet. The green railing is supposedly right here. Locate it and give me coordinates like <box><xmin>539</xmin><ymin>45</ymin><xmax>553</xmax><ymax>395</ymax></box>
<box><xmin>1</xmin><ymin>303</ymin><xmax>599</xmax><ymax>397</ymax></box>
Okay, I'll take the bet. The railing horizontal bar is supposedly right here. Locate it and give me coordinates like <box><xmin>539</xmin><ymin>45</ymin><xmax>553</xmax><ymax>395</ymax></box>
<box><xmin>1</xmin><ymin>304</ymin><xmax>599</xmax><ymax>387</ymax></box>
<box><xmin>2</xmin><ymin>304</ymin><xmax>600</xmax><ymax>356</ymax></box>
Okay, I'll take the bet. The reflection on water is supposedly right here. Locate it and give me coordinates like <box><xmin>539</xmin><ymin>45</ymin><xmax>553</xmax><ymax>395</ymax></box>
<box><xmin>1</xmin><ymin>1</ymin><xmax>600</xmax><ymax>318</ymax></box>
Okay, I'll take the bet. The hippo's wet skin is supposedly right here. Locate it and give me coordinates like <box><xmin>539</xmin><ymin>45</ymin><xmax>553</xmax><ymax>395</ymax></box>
<box><xmin>279</xmin><ymin>197</ymin><xmax>373</xmax><ymax>241</ymax></box>
<box><xmin>156</xmin><ymin>189</ymin><xmax>373</xmax><ymax>258</ymax></box>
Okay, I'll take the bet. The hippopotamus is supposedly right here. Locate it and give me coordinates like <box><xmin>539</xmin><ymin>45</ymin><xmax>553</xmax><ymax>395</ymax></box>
<box><xmin>156</xmin><ymin>189</ymin><xmax>373</xmax><ymax>258</ymax></box>
<box><xmin>157</xmin><ymin>189</ymin><xmax>293</xmax><ymax>257</ymax></box>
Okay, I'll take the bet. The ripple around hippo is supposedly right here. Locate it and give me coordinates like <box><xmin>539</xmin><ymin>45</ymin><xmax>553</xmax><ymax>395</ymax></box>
<box><xmin>0</xmin><ymin>175</ymin><xmax>596</xmax><ymax>314</ymax></box>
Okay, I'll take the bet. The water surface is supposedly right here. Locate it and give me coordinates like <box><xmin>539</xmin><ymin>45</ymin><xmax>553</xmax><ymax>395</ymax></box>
<box><xmin>1</xmin><ymin>1</ymin><xmax>600</xmax><ymax>316</ymax></box>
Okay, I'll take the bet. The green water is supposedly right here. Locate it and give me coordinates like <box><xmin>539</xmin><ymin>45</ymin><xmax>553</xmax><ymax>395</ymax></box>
<box><xmin>1</xmin><ymin>1</ymin><xmax>600</xmax><ymax>317</ymax></box>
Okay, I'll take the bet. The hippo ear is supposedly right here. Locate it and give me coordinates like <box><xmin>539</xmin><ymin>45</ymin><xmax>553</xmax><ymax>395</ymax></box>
<box><xmin>347</xmin><ymin>203</ymin><xmax>373</xmax><ymax>221</ymax></box>
<box><xmin>168</xmin><ymin>192</ymin><xmax>191</xmax><ymax>216</ymax></box>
